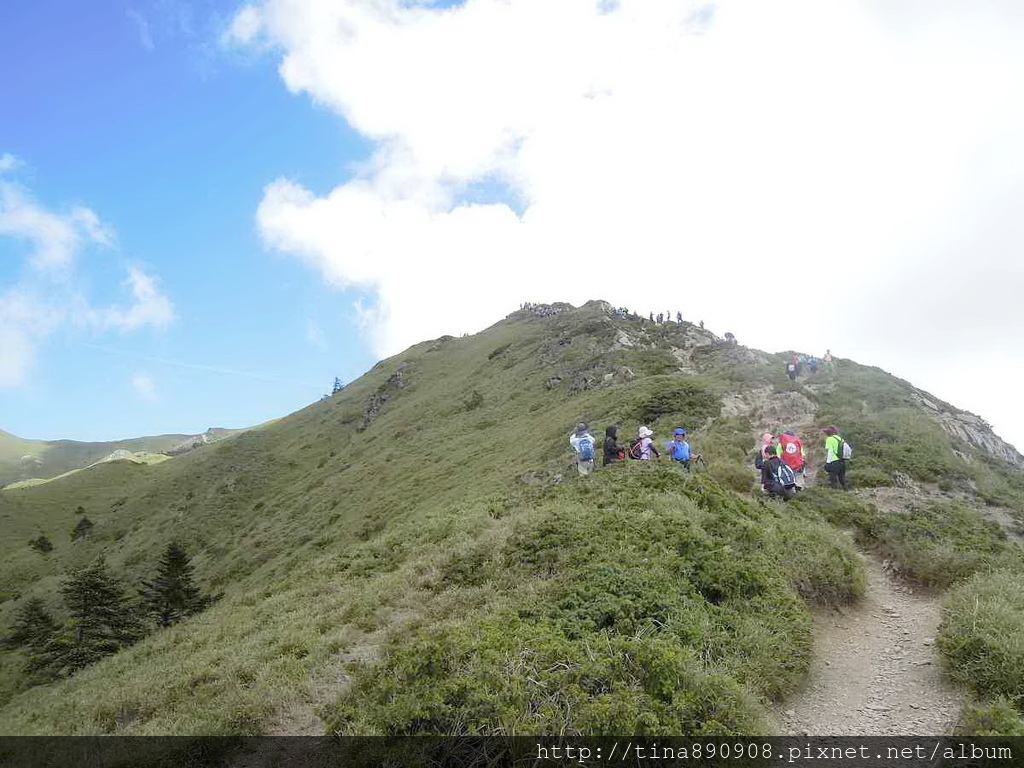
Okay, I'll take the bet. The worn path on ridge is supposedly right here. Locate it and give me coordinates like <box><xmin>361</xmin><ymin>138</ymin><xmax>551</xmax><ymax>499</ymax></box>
<box><xmin>775</xmin><ymin>553</ymin><xmax>961</xmax><ymax>735</ymax></box>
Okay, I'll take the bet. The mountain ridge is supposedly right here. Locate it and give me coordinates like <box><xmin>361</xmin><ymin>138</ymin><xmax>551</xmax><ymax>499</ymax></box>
<box><xmin>0</xmin><ymin>299</ymin><xmax>1022</xmax><ymax>738</ymax></box>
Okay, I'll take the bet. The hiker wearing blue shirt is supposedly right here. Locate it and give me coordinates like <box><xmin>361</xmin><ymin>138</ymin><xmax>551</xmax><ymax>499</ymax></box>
<box><xmin>666</xmin><ymin>427</ymin><xmax>692</xmax><ymax>470</ymax></box>
<box><xmin>569</xmin><ymin>422</ymin><xmax>596</xmax><ymax>476</ymax></box>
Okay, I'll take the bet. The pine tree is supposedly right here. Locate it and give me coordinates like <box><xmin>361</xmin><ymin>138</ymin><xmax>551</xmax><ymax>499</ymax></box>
<box><xmin>140</xmin><ymin>543</ymin><xmax>211</xmax><ymax>628</ymax></box>
<box><xmin>55</xmin><ymin>559</ymin><xmax>144</xmax><ymax>674</ymax></box>
<box><xmin>2</xmin><ymin>598</ymin><xmax>60</xmax><ymax>681</ymax></box>
<box><xmin>71</xmin><ymin>516</ymin><xmax>94</xmax><ymax>541</ymax></box>
<box><xmin>28</xmin><ymin>534</ymin><xmax>53</xmax><ymax>553</ymax></box>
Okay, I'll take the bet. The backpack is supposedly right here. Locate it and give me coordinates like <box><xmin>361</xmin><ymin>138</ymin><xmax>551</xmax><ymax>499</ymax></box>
<box><xmin>776</xmin><ymin>462</ymin><xmax>797</xmax><ymax>488</ymax></box>
<box><xmin>786</xmin><ymin>363</ymin><xmax>796</xmax><ymax>373</ymax></box>
<box><xmin>839</xmin><ymin>438</ymin><xmax>853</xmax><ymax>460</ymax></box>
<box><xmin>628</xmin><ymin>438</ymin><xmax>644</xmax><ymax>460</ymax></box>
<box><xmin>578</xmin><ymin>435</ymin><xmax>594</xmax><ymax>461</ymax></box>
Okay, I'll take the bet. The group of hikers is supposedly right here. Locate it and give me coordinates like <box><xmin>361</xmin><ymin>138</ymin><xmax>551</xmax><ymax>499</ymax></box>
<box><xmin>785</xmin><ymin>350</ymin><xmax>836</xmax><ymax>381</ymax></box>
<box><xmin>753</xmin><ymin>426</ymin><xmax>852</xmax><ymax>498</ymax></box>
<box><xmin>568</xmin><ymin>422</ymin><xmax>699</xmax><ymax>476</ymax></box>
<box><xmin>517</xmin><ymin>304</ymin><xmax>744</xmax><ymax>350</ymax></box>
<box><xmin>519</xmin><ymin>302</ymin><xmax>566</xmax><ymax>317</ymax></box>
<box><xmin>569</xmin><ymin>421</ymin><xmax>852</xmax><ymax>499</ymax></box>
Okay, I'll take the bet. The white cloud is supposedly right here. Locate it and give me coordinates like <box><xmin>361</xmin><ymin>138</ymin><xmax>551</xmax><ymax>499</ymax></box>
<box><xmin>0</xmin><ymin>169</ymin><xmax>175</xmax><ymax>388</ymax></box>
<box><xmin>222</xmin><ymin>5</ymin><xmax>263</xmax><ymax>47</ymax></box>
<box><xmin>126</xmin><ymin>7</ymin><xmax>156</xmax><ymax>51</ymax></box>
<box><xmin>131</xmin><ymin>372</ymin><xmax>159</xmax><ymax>402</ymax></box>
<box><xmin>0</xmin><ymin>153</ymin><xmax>22</xmax><ymax>173</ymax></box>
<box><xmin>0</xmin><ymin>181</ymin><xmax>112</xmax><ymax>271</ymax></box>
<box><xmin>89</xmin><ymin>267</ymin><xmax>175</xmax><ymax>332</ymax></box>
<box><xmin>236</xmin><ymin>0</ymin><xmax>1024</xmax><ymax>449</ymax></box>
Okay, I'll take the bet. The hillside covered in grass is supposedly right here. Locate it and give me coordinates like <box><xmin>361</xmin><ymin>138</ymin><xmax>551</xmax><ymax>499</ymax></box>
<box><xmin>0</xmin><ymin>428</ymin><xmax>240</xmax><ymax>490</ymax></box>
<box><xmin>1</xmin><ymin>300</ymin><xmax>1022</xmax><ymax>736</ymax></box>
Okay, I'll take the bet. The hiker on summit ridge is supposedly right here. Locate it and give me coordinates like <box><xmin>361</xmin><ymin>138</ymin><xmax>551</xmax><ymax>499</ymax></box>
<box><xmin>821</xmin><ymin>425</ymin><xmax>850</xmax><ymax>490</ymax></box>
<box><xmin>677</xmin><ymin>311</ymin><xmax>683</xmax><ymax>323</ymax></box>
<box><xmin>666</xmin><ymin>427</ymin><xmax>691</xmax><ymax>470</ymax></box>
<box><xmin>776</xmin><ymin>430</ymin><xmax>806</xmax><ymax>487</ymax></box>
<box><xmin>569</xmin><ymin>422</ymin><xmax>596</xmax><ymax>476</ymax></box>
<box><xmin>786</xmin><ymin>358</ymin><xmax>798</xmax><ymax>381</ymax></box>
<box><xmin>603</xmin><ymin>424</ymin><xmax>624</xmax><ymax>466</ymax></box>
<box><xmin>724</xmin><ymin>331</ymin><xmax>736</xmax><ymax>344</ymax></box>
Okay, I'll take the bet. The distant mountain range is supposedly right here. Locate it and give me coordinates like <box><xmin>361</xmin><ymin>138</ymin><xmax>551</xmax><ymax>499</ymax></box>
<box><xmin>0</xmin><ymin>428</ymin><xmax>241</xmax><ymax>489</ymax></box>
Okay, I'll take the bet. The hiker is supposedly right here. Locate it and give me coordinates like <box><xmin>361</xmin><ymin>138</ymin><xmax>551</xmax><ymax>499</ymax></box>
<box><xmin>636</xmin><ymin>426</ymin><xmax>660</xmax><ymax>460</ymax></box>
<box><xmin>724</xmin><ymin>331</ymin><xmax>736</xmax><ymax>344</ymax></box>
<box><xmin>676</xmin><ymin>311</ymin><xmax>682</xmax><ymax>323</ymax></box>
<box><xmin>759</xmin><ymin>431</ymin><xmax>775</xmax><ymax>455</ymax></box>
<box><xmin>755</xmin><ymin>446</ymin><xmax>798</xmax><ymax>500</ymax></box>
<box><xmin>569</xmin><ymin>422</ymin><xmax>596</xmax><ymax>476</ymax></box>
<box><xmin>821</xmin><ymin>425</ymin><xmax>850</xmax><ymax>490</ymax></box>
<box><xmin>666</xmin><ymin>427</ymin><xmax>692</xmax><ymax>470</ymax></box>
<box><xmin>699</xmin><ymin>320</ymin><xmax>704</xmax><ymax>329</ymax></box>
<box><xmin>657</xmin><ymin>313</ymin><xmax>664</xmax><ymax>324</ymax></box>
<box><xmin>603</xmin><ymin>424</ymin><xmax>625</xmax><ymax>466</ymax></box>
<box><xmin>776</xmin><ymin>430</ymin><xmax>806</xmax><ymax>487</ymax></box>
<box><xmin>807</xmin><ymin>356</ymin><xmax>819</xmax><ymax>374</ymax></box>
<box><xmin>823</xmin><ymin>349</ymin><xmax>835</xmax><ymax>372</ymax></box>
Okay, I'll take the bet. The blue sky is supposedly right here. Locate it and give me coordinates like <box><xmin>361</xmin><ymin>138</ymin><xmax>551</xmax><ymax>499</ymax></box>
<box><xmin>2</xmin><ymin>0</ymin><xmax>1023</xmax><ymax>454</ymax></box>
<box><xmin>1</xmin><ymin>0</ymin><xmax>377</xmax><ymax>440</ymax></box>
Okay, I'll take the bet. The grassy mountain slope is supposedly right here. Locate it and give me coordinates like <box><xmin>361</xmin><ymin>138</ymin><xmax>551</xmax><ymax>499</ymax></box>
<box><xmin>0</xmin><ymin>429</ymin><xmax>241</xmax><ymax>490</ymax></box>
<box><xmin>0</xmin><ymin>301</ymin><xmax>1022</xmax><ymax>736</ymax></box>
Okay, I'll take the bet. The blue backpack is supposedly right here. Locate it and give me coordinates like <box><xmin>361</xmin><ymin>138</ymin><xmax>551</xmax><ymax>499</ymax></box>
<box><xmin>578</xmin><ymin>435</ymin><xmax>595</xmax><ymax>461</ymax></box>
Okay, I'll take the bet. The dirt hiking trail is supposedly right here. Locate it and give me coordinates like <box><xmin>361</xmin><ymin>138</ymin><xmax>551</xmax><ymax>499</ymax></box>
<box><xmin>776</xmin><ymin>553</ymin><xmax>961</xmax><ymax>735</ymax></box>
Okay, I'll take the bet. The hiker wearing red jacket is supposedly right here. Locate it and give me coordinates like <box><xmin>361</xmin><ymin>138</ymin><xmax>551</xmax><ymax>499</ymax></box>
<box><xmin>776</xmin><ymin>430</ymin><xmax>806</xmax><ymax>487</ymax></box>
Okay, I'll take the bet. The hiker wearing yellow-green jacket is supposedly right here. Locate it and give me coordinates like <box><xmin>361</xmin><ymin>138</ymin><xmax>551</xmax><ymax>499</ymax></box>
<box><xmin>821</xmin><ymin>425</ymin><xmax>849</xmax><ymax>490</ymax></box>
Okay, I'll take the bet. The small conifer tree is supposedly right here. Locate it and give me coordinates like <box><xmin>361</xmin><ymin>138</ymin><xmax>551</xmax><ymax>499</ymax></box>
<box><xmin>28</xmin><ymin>535</ymin><xmax>53</xmax><ymax>553</ymax></box>
<box><xmin>52</xmin><ymin>560</ymin><xmax>144</xmax><ymax>674</ymax></box>
<box><xmin>2</xmin><ymin>597</ymin><xmax>60</xmax><ymax>680</ymax></box>
<box><xmin>140</xmin><ymin>543</ymin><xmax>212</xmax><ymax>628</ymax></box>
<box><xmin>71</xmin><ymin>516</ymin><xmax>94</xmax><ymax>541</ymax></box>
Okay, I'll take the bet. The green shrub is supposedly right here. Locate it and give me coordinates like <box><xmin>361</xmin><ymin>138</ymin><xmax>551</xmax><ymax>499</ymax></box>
<box><xmin>791</xmin><ymin>489</ymin><xmax>879</xmax><ymax>533</ymax></box>
<box><xmin>846</xmin><ymin>465</ymin><xmax>892</xmax><ymax>488</ymax></box>
<box><xmin>627</xmin><ymin>349</ymin><xmax>680</xmax><ymax>377</ymax></box>
<box><xmin>707</xmin><ymin>462</ymin><xmax>755</xmax><ymax>494</ymax></box>
<box><xmin>621</xmin><ymin>377</ymin><xmax>721</xmax><ymax>428</ymax></box>
<box><xmin>327</xmin><ymin>616</ymin><xmax>766</xmax><ymax>736</ymax></box>
<box><xmin>874</xmin><ymin>502</ymin><xmax>1019</xmax><ymax>588</ymax></box>
<box><xmin>957</xmin><ymin>697</ymin><xmax>1024</xmax><ymax>736</ymax></box>
<box><xmin>325</xmin><ymin>468</ymin><xmax>865</xmax><ymax>734</ymax></box>
<box><xmin>767</xmin><ymin>516</ymin><xmax>866</xmax><ymax>606</ymax></box>
<box><xmin>939</xmin><ymin>570</ymin><xmax>1024</xmax><ymax>703</ymax></box>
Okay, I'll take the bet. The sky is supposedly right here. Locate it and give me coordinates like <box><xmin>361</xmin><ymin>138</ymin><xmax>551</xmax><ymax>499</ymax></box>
<box><xmin>1</xmin><ymin>0</ymin><xmax>1023</xmax><ymax>451</ymax></box>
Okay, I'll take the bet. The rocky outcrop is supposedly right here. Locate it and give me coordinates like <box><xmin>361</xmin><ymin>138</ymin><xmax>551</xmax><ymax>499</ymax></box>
<box><xmin>359</xmin><ymin>364</ymin><xmax>411</xmax><ymax>431</ymax></box>
<box><xmin>165</xmin><ymin>433</ymin><xmax>209</xmax><ymax>456</ymax></box>
<box><xmin>913</xmin><ymin>391</ymin><xmax>1024</xmax><ymax>468</ymax></box>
